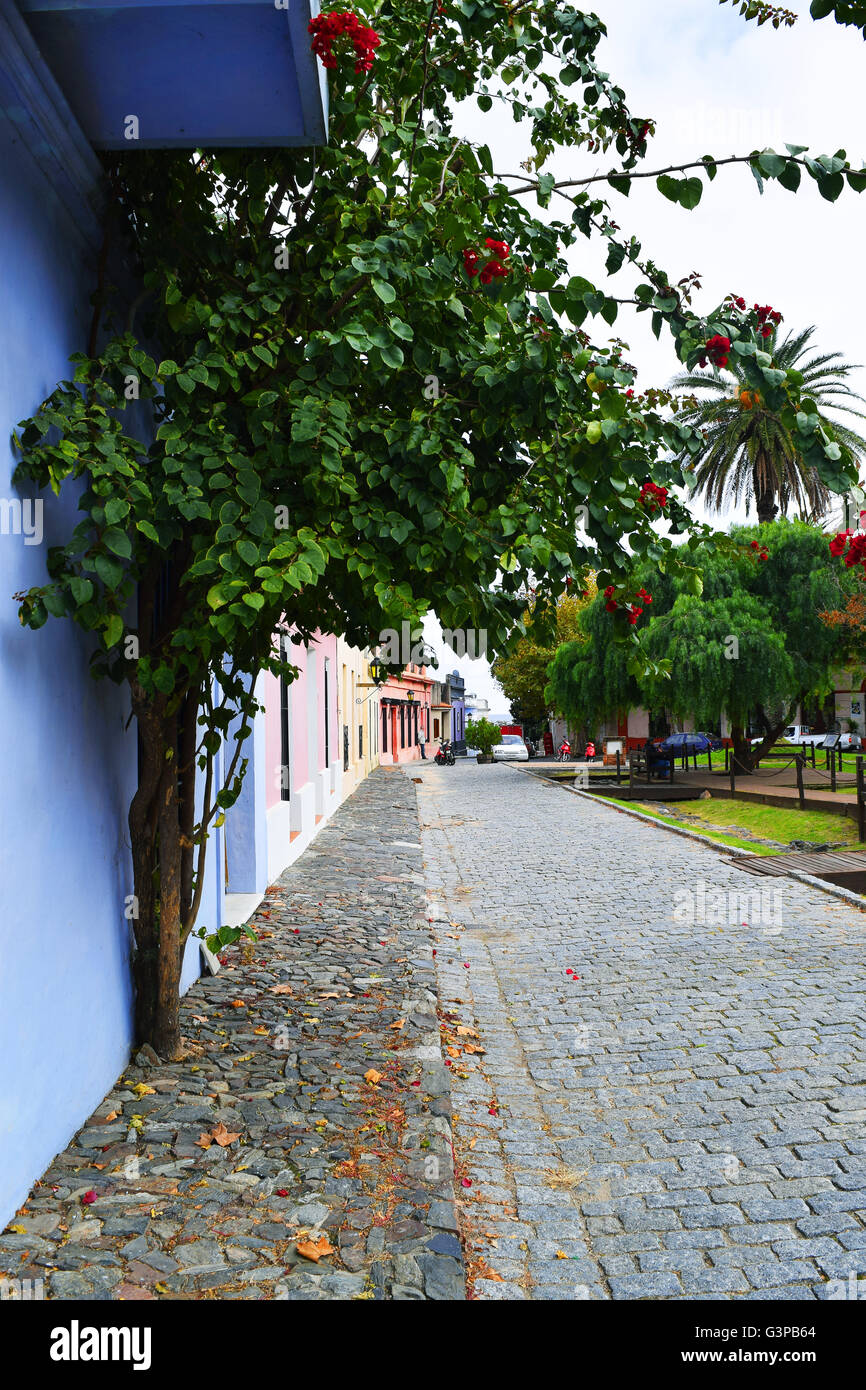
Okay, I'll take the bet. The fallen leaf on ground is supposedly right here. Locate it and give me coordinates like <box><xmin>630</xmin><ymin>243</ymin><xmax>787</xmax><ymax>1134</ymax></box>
<box><xmin>270</xmin><ymin>984</ymin><xmax>294</xmax><ymax>995</ymax></box>
<box><xmin>364</xmin><ymin>1069</ymin><xmax>383</xmax><ymax>1085</ymax></box>
<box><xmin>556</xmin><ymin>1250</ymin><xmax>570</xmax><ymax>1259</ymax></box>
<box><xmin>389</xmin><ymin>1019</ymin><xmax>406</xmax><ymax>1031</ymax></box>
<box><xmin>253</xmin><ymin>1027</ymin><xmax>269</xmax><ymax>1035</ymax></box>
<box><xmin>195</xmin><ymin>1122</ymin><xmax>241</xmax><ymax>1149</ymax></box>
<box><xmin>296</xmin><ymin>1235</ymin><xmax>334</xmax><ymax>1263</ymax></box>
<box><xmin>131</xmin><ymin>1084</ymin><xmax>156</xmax><ymax>1097</ymax></box>
<box><xmin>102</xmin><ymin>1110</ymin><xmax>119</xmax><ymax>1123</ymax></box>
<box><xmin>230</xmin><ymin>1000</ymin><xmax>245</xmax><ymax>1008</ymax></box>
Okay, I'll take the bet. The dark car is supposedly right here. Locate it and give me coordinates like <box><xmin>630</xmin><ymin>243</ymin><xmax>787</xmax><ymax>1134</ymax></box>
<box><xmin>695</xmin><ymin>731</ymin><xmax>723</xmax><ymax>751</ymax></box>
<box><xmin>660</xmin><ymin>731</ymin><xmax>711</xmax><ymax>753</ymax></box>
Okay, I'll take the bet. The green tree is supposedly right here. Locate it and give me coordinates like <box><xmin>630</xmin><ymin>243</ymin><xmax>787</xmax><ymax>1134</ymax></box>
<box><xmin>465</xmin><ymin>717</ymin><xmax>501</xmax><ymax>759</ymax></box>
<box><xmin>547</xmin><ymin>521</ymin><xmax>853</xmax><ymax>769</ymax></box>
<box><xmin>11</xmin><ymin>3</ymin><xmax>861</xmax><ymax>1054</ymax></box>
<box><xmin>670</xmin><ymin>325</ymin><xmax>866</xmax><ymax>525</ymax></box>
<box><xmin>492</xmin><ymin>589</ymin><xmax>590</xmax><ymax>726</ymax></box>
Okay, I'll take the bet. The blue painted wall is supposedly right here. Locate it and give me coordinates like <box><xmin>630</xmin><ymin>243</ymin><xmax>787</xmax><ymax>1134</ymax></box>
<box><xmin>0</xmin><ymin>10</ymin><xmax>213</xmax><ymax>1222</ymax></box>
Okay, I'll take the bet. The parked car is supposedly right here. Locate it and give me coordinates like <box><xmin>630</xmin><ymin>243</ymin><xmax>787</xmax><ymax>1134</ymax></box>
<box><xmin>781</xmin><ymin>724</ymin><xmax>827</xmax><ymax>748</ymax></box>
<box><xmin>660</xmin><ymin>731</ymin><xmax>711</xmax><ymax>753</ymax></box>
<box><xmin>493</xmin><ymin>734</ymin><xmax>529</xmax><ymax>762</ymax></box>
<box><xmin>695</xmin><ymin>731</ymin><xmax>723</xmax><ymax>751</ymax></box>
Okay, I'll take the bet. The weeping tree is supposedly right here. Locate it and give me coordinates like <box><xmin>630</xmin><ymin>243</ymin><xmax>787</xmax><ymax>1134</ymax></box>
<box><xmin>547</xmin><ymin>522</ymin><xmax>854</xmax><ymax>771</ymax></box>
<box><xmin>11</xmin><ymin>2</ymin><xmax>861</xmax><ymax>1055</ymax></box>
<box><xmin>670</xmin><ymin>324</ymin><xmax>866</xmax><ymax>524</ymax></box>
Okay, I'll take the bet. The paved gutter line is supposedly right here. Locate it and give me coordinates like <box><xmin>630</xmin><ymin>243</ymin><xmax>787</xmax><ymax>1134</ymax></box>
<box><xmin>514</xmin><ymin>765</ymin><xmax>866</xmax><ymax>914</ymax></box>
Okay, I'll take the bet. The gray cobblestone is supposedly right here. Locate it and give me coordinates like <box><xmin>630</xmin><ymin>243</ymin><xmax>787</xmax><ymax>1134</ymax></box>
<box><xmin>412</xmin><ymin>762</ymin><xmax>866</xmax><ymax>1301</ymax></box>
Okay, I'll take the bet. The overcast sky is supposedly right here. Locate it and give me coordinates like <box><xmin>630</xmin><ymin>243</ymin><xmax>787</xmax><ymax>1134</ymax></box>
<box><xmin>424</xmin><ymin>0</ymin><xmax>866</xmax><ymax>715</ymax></box>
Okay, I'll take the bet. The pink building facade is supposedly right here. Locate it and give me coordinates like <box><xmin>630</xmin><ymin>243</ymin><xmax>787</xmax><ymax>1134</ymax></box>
<box><xmin>378</xmin><ymin>664</ymin><xmax>435</xmax><ymax>765</ymax></box>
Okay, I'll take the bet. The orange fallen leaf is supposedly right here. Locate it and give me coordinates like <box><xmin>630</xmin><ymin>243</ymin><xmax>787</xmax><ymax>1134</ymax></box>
<box><xmin>456</xmin><ymin>1026</ymin><xmax>479</xmax><ymax>1038</ymax></box>
<box><xmin>296</xmin><ymin>1235</ymin><xmax>334</xmax><ymax>1263</ymax></box>
<box><xmin>446</xmin><ymin>1046</ymin><xmax>461</xmax><ymax>1058</ymax></box>
<box><xmin>319</xmin><ymin>992</ymin><xmax>341</xmax><ymax>1000</ymax></box>
<box><xmin>102</xmin><ymin>1110</ymin><xmax>119</xmax><ymax>1123</ymax></box>
<box><xmin>270</xmin><ymin>984</ymin><xmax>294</xmax><ymax>995</ymax></box>
<box><xmin>230</xmin><ymin>1000</ymin><xmax>245</xmax><ymax>1008</ymax></box>
<box><xmin>364</xmin><ymin>1069</ymin><xmax>383</xmax><ymax>1086</ymax></box>
<box><xmin>389</xmin><ymin>1019</ymin><xmax>406</xmax><ymax>1031</ymax></box>
<box><xmin>253</xmin><ymin>1027</ymin><xmax>269</xmax><ymax>1035</ymax></box>
<box><xmin>195</xmin><ymin>1122</ymin><xmax>241</xmax><ymax>1150</ymax></box>
<box><xmin>555</xmin><ymin>1250</ymin><xmax>570</xmax><ymax>1260</ymax></box>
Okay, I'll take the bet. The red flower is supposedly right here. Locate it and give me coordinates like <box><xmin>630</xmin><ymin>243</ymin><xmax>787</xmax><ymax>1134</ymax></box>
<box><xmin>625</xmin><ymin>388</ymin><xmax>634</xmax><ymax>399</ymax></box>
<box><xmin>750</xmin><ymin>540</ymin><xmax>759</xmax><ymax>550</ymax></box>
<box><xmin>461</xmin><ymin>1178</ymin><xmax>472</xmax><ymax>1188</ymax></box>
<box><xmin>309</xmin><ymin>11</ymin><xmax>380</xmax><ymax>74</ymax></box>
<box><xmin>637</xmin><ymin>587</ymin><xmax>653</xmax><ymax>604</ymax></box>
<box><xmin>462</xmin><ymin>248</ymin><xmax>480</xmax><ymax>279</ymax></box>
<box><xmin>639</xmin><ymin>482</ymin><xmax>668</xmax><ymax>513</ymax></box>
<box><xmin>484</xmin><ymin>237</ymin><xmax>510</xmax><ymax>257</ymax></box>
<box><xmin>276</xmin><ymin>1188</ymin><xmax>289</xmax><ymax>1197</ymax></box>
<box><xmin>829</xmin><ymin>531</ymin><xmax>851</xmax><ymax>557</ymax></box>
<box><xmin>82</xmin><ymin>1190</ymin><xmax>97</xmax><ymax>1205</ymax></box>
<box><xmin>604</xmin><ymin>600</ymin><xmax>618</xmax><ymax>613</ymax></box>
<box><xmin>704</xmin><ymin>334</ymin><xmax>731</xmax><ymax>370</ymax></box>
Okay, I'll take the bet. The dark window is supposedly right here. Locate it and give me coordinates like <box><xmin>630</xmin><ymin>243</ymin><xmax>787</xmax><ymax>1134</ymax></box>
<box><xmin>279</xmin><ymin>637</ymin><xmax>290</xmax><ymax>801</ymax></box>
<box><xmin>400</xmin><ymin>704</ymin><xmax>405</xmax><ymax>748</ymax></box>
<box><xmin>414</xmin><ymin>705</ymin><xmax>419</xmax><ymax>744</ymax></box>
<box><xmin>343</xmin><ymin>723</ymin><xmax>349</xmax><ymax>772</ymax></box>
<box><xmin>359</xmin><ymin>723</ymin><xmax>364</xmax><ymax>758</ymax></box>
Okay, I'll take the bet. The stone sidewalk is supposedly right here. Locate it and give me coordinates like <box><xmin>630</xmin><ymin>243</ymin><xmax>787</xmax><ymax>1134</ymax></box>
<box><xmin>0</xmin><ymin>769</ymin><xmax>463</xmax><ymax>1301</ymax></box>
<box><xmin>412</xmin><ymin>761</ymin><xmax>866</xmax><ymax>1301</ymax></box>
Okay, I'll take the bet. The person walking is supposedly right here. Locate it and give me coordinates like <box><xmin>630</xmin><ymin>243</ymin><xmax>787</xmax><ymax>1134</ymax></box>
<box><xmin>419</xmin><ymin>724</ymin><xmax>427</xmax><ymax>759</ymax></box>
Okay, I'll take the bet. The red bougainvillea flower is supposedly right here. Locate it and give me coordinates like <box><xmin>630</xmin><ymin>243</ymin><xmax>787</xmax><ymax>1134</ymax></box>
<box><xmin>82</xmin><ymin>1190</ymin><xmax>97</xmax><ymax>1205</ymax></box>
<box><xmin>604</xmin><ymin>600</ymin><xmax>618</xmax><ymax>613</ymax></box>
<box><xmin>705</xmin><ymin>334</ymin><xmax>731</xmax><ymax>370</ymax></box>
<box><xmin>750</xmin><ymin>540</ymin><xmax>760</xmax><ymax>549</ymax></box>
<box><xmin>637</xmin><ymin>587</ymin><xmax>653</xmax><ymax>604</ymax></box>
<box><xmin>639</xmin><ymin>481</ymin><xmax>668</xmax><ymax>512</ymax></box>
<box><xmin>627</xmin><ymin>605</ymin><xmax>643</xmax><ymax>625</ymax></box>
<box><xmin>625</xmin><ymin>388</ymin><xmax>634</xmax><ymax>399</ymax></box>
<box><xmin>731</xmin><ymin>295</ymin><xmax>746</xmax><ymax>310</ymax></box>
<box><xmin>464</xmin><ymin>238</ymin><xmax>510</xmax><ymax>285</ymax></box>
<box><xmin>276</xmin><ymin>1188</ymin><xmax>289</xmax><ymax>1197</ymax></box>
<box><xmin>411</xmin><ymin>1080</ymin><xmax>421</xmax><ymax>1086</ymax></box>
<box><xmin>309</xmin><ymin>11</ymin><xmax>381</xmax><ymax>74</ymax></box>
<box><xmin>461</xmin><ymin>1178</ymin><xmax>472</xmax><ymax>1187</ymax></box>
<box><xmin>829</xmin><ymin>530</ymin><xmax>852</xmax><ymax>557</ymax></box>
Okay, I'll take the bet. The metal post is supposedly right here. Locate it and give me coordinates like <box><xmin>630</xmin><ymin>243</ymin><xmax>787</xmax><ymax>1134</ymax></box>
<box><xmin>810</xmin><ymin>742</ymin><xmax>816</xmax><ymax>769</ymax></box>
<box><xmin>729</xmin><ymin>752</ymin><xmax>735</xmax><ymax>796</ymax></box>
<box><xmin>831</xmin><ymin>752</ymin><xmax>837</xmax><ymax>794</ymax></box>
<box><xmin>796</xmin><ymin>753</ymin><xmax>805</xmax><ymax>811</ymax></box>
<box><xmin>707</xmin><ymin>748</ymin><xmax>712</xmax><ymax>771</ymax></box>
<box><xmin>725</xmin><ymin>744</ymin><xmax>729</xmax><ymax>774</ymax></box>
<box><xmin>858</xmin><ymin>756</ymin><xmax>865</xmax><ymax>844</ymax></box>
<box><xmin>616</xmin><ymin>750</ymin><xmax>621</xmax><ymax>784</ymax></box>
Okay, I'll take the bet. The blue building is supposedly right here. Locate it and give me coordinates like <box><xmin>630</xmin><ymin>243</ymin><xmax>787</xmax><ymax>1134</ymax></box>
<box><xmin>445</xmin><ymin>670</ymin><xmax>466</xmax><ymax>755</ymax></box>
<box><xmin>0</xmin><ymin>0</ymin><xmax>326</xmax><ymax>1224</ymax></box>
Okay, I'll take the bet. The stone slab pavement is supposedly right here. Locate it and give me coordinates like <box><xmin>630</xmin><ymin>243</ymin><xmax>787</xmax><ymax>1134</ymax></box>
<box><xmin>410</xmin><ymin>760</ymin><xmax>866</xmax><ymax>1301</ymax></box>
<box><xmin>0</xmin><ymin>769</ymin><xmax>463</xmax><ymax>1302</ymax></box>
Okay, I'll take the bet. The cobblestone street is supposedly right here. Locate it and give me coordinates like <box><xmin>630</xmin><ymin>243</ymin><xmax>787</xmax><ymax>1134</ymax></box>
<box><xmin>413</xmin><ymin>761</ymin><xmax>866</xmax><ymax>1301</ymax></box>
<box><xmin>0</xmin><ymin>771</ymin><xmax>462</xmax><ymax>1302</ymax></box>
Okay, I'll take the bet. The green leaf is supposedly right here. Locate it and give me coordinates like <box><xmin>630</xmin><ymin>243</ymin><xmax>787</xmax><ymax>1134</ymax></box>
<box><xmin>678</xmin><ymin>178</ymin><xmax>702</xmax><ymax>210</ymax></box>
<box><xmin>372</xmin><ymin>279</ymin><xmax>397</xmax><ymax>304</ymax></box>
<box><xmin>656</xmin><ymin>175</ymin><xmax>681</xmax><ymax>204</ymax></box>
<box><xmin>103</xmin><ymin>527</ymin><xmax>132</xmax><ymax>559</ymax></box>
<box><xmin>104</xmin><ymin>614</ymin><xmax>124</xmax><ymax>649</ymax></box>
<box><xmin>93</xmin><ymin>553</ymin><xmax>123</xmax><ymax>589</ymax></box>
<box><xmin>758</xmin><ymin>150</ymin><xmax>786</xmax><ymax>178</ymax></box>
<box><xmin>778</xmin><ymin>161</ymin><xmax>801</xmax><ymax>192</ymax></box>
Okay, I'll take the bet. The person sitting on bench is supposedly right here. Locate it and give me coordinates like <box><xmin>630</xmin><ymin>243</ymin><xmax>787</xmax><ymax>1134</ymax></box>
<box><xmin>644</xmin><ymin>738</ymin><xmax>672</xmax><ymax>780</ymax></box>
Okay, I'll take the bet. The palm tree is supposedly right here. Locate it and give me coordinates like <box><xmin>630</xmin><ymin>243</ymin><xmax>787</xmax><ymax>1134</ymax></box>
<box><xmin>669</xmin><ymin>326</ymin><xmax>866</xmax><ymax>524</ymax></box>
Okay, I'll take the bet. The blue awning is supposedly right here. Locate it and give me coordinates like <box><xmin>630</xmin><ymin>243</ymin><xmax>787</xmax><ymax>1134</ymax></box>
<box><xmin>14</xmin><ymin>0</ymin><xmax>328</xmax><ymax>149</ymax></box>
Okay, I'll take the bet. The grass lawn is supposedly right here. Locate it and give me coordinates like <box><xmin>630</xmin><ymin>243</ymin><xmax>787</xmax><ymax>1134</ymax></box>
<box><xmin>598</xmin><ymin>795</ymin><xmax>862</xmax><ymax>854</ymax></box>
